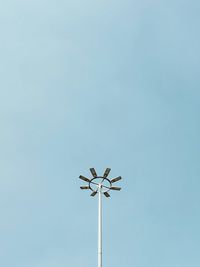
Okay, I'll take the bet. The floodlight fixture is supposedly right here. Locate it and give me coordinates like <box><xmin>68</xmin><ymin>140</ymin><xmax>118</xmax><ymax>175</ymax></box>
<box><xmin>91</xmin><ymin>191</ymin><xmax>98</xmax><ymax>197</ymax></box>
<box><xmin>104</xmin><ymin>192</ymin><xmax>110</xmax><ymax>198</ymax></box>
<box><xmin>80</xmin><ymin>186</ymin><xmax>90</xmax><ymax>190</ymax></box>
<box><xmin>103</xmin><ymin>168</ymin><xmax>111</xmax><ymax>178</ymax></box>
<box><xmin>79</xmin><ymin>175</ymin><xmax>91</xmax><ymax>183</ymax></box>
<box><xmin>79</xmin><ymin>168</ymin><xmax>122</xmax><ymax>267</ymax></box>
<box><xmin>111</xmin><ymin>176</ymin><xmax>122</xmax><ymax>183</ymax></box>
<box><xmin>90</xmin><ymin>168</ymin><xmax>97</xmax><ymax>177</ymax></box>
<box><xmin>110</xmin><ymin>186</ymin><xmax>121</xmax><ymax>191</ymax></box>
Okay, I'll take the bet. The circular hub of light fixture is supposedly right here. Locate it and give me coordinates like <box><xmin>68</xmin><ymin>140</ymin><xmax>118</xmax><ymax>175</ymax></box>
<box><xmin>89</xmin><ymin>177</ymin><xmax>111</xmax><ymax>193</ymax></box>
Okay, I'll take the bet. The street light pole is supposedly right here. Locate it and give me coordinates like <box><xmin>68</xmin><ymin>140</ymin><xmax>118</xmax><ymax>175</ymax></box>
<box><xmin>98</xmin><ymin>185</ymin><xmax>102</xmax><ymax>267</ymax></box>
<box><xmin>79</xmin><ymin>168</ymin><xmax>122</xmax><ymax>267</ymax></box>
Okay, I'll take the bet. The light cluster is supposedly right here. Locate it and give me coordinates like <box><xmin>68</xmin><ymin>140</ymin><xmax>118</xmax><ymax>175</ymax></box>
<box><xmin>79</xmin><ymin>168</ymin><xmax>122</xmax><ymax>197</ymax></box>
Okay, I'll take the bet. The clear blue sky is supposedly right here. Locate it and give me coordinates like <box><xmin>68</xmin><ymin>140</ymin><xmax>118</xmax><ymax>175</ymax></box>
<box><xmin>0</xmin><ymin>0</ymin><xmax>200</xmax><ymax>266</ymax></box>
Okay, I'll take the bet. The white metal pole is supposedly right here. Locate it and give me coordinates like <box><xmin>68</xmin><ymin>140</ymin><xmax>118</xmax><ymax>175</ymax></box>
<box><xmin>98</xmin><ymin>185</ymin><xmax>102</xmax><ymax>267</ymax></box>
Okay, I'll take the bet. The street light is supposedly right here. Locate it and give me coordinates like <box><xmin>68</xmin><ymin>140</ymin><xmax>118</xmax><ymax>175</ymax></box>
<box><xmin>79</xmin><ymin>168</ymin><xmax>122</xmax><ymax>267</ymax></box>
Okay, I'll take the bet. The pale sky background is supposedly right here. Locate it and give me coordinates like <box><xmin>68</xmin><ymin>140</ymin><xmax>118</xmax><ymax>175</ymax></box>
<box><xmin>0</xmin><ymin>0</ymin><xmax>200</xmax><ymax>267</ymax></box>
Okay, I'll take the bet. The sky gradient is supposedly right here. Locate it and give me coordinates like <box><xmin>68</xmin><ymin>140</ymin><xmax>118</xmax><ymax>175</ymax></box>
<box><xmin>0</xmin><ymin>0</ymin><xmax>200</xmax><ymax>266</ymax></box>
